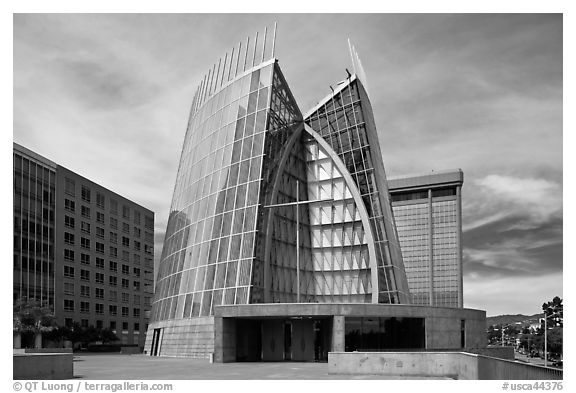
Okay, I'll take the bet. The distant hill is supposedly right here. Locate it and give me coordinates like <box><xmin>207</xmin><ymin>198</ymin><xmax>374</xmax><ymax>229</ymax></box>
<box><xmin>486</xmin><ymin>313</ymin><xmax>543</xmax><ymax>328</ymax></box>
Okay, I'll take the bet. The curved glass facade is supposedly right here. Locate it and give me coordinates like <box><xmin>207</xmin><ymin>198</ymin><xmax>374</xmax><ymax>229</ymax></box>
<box><xmin>152</xmin><ymin>61</ymin><xmax>275</xmax><ymax>320</ymax></box>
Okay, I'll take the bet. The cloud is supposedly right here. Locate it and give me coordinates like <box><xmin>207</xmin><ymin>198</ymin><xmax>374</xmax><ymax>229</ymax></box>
<box><xmin>468</xmin><ymin>174</ymin><xmax>562</xmax><ymax>231</ymax></box>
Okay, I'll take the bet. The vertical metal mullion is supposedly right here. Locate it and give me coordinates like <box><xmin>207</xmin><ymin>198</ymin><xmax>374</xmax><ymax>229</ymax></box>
<box><xmin>243</xmin><ymin>36</ymin><xmax>250</xmax><ymax>72</ymax></box>
<box><xmin>261</xmin><ymin>26</ymin><xmax>268</xmax><ymax>63</ymax></box>
<box><xmin>235</xmin><ymin>41</ymin><xmax>242</xmax><ymax>77</ymax></box>
<box><xmin>428</xmin><ymin>188</ymin><xmax>434</xmax><ymax>306</ymax></box>
<box><xmin>252</xmin><ymin>31</ymin><xmax>258</xmax><ymax>67</ymax></box>
<box><xmin>228</xmin><ymin>47</ymin><xmax>235</xmax><ymax>82</ymax></box>
<box><xmin>220</xmin><ymin>52</ymin><xmax>228</xmax><ymax>87</ymax></box>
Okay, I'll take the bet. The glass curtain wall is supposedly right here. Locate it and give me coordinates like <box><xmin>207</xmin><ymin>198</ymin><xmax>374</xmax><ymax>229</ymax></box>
<box><xmin>13</xmin><ymin>151</ymin><xmax>56</xmax><ymax>308</ymax></box>
<box><xmin>151</xmin><ymin>61</ymin><xmax>274</xmax><ymax>321</ymax></box>
<box><xmin>304</xmin><ymin>77</ymin><xmax>409</xmax><ymax>304</ymax></box>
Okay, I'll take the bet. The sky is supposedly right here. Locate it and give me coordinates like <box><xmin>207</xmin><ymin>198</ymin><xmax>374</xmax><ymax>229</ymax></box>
<box><xmin>12</xmin><ymin>13</ymin><xmax>563</xmax><ymax>317</ymax></box>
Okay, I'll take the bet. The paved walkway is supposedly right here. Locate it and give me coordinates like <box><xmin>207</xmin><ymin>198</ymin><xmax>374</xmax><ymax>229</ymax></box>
<box><xmin>73</xmin><ymin>354</ymin><xmax>447</xmax><ymax>380</ymax></box>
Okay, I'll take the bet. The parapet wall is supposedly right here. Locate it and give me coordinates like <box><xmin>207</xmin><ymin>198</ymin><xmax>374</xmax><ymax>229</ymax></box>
<box><xmin>328</xmin><ymin>352</ymin><xmax>563</xmax><ymax>380</ymax></box>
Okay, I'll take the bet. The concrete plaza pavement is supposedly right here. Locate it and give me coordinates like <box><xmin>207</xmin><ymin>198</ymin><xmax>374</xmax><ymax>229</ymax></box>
<box><xmin>73</xmin><ymin>354</ymin><xmax>448</xmax><ymax>380</ymax></box>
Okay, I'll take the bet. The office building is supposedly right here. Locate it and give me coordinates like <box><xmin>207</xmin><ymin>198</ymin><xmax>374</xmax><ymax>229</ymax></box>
<box><xmin>388</xmin><ymin>170</ymin><xmax>464</xmax><ymax>307</ymax></box>
<box><xmin>13</xmin><ymin>143</ymin><xmax>154</xmax><ymax>348</ymax></box>
<box><xmin>145</xmin><ymin>27</ymin><xmax>485</xmax><ymax>360</ymax></box>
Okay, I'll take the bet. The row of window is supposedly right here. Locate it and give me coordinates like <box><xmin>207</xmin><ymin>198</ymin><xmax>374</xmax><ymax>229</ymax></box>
<box><xmin>64</xmin><ymin>180</ymin><xmax>153</xmax><ymax>230</ymax></box>
<box><xmin>63</xmin><ymin>230</ymin><xmax>147</xmax><ymax>250</ymax></box>
<box><xmin>63</xmin><ymin>252</ymin><xmax>143</xmax><ymax>274</ymax></box>
<box><xmin>64</xmin><ymin>318</ymin><xmax>142</xmax><ymax>333</ymax></box>
<box><xmin>63</xmin><ymin>209</ymin><xmax>153</xmax><ymax>242</ymax></box>
<box><xmin>63</xmin><ymin>282</ymin><xmax>150</xmax><ymax>304</ymax></box>
<box><xmin>63</xmin><ymin>266</ymin><xmax>143</xmax><ymax>290</ymax></box>
<box><xmin>63</xmin><ymin>299</ymin><xmax>142</xmax><ymax>317</ymax></box>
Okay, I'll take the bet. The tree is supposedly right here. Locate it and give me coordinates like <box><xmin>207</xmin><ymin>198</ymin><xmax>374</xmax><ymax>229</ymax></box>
<box><xmin>13</xmin><ymin>298</ymin><xmax>55</xmax><ymax>348</ymax></box>
<box><xmin>542</xmin><ymin>296</ymin><xmax>563</xmax><ymax>327</ymax></box>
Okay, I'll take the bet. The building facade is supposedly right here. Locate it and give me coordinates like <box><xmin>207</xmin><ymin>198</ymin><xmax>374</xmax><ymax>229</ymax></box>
<box><xmin>13</xmin><ymin>143</ymin><xmax>155</xmax><ymax>348</ymax></box>
<box><xmin>388</xmin><ymin>170</ymin><xmax>464</xmax><ymax>308</ymax></box>
<box><xmin>145</xmin><ymin>27</ymin><xmax>485</xmax><ymax>361</ymax></box>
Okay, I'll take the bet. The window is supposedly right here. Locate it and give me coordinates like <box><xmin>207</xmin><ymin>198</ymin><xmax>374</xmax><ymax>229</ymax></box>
<box><xmin>109</xmin><ymin>290</ymin><xmax>117</xmax><ymax>302</ymax></box>
<box><xmin>122</xmin><ymin>237</ymin><xmax>130</xmax><ymax>247</ymax></box>
<box><xmin>144</xmin><ymin>297</ymin><xmax>151</xmax><ymax>307</ymax></box>
<box><xmin>95</xmin><ymin>272</ymin><xmax>104</xmax><ymax>284</ymax></box>
<box><xmin>64</xmin><ymin>282</ymin><xmax>75</xmax><ymax>295</ymax></box>
<box><xmin>96</xmin><ymin>227</ymin><xmax>105</xmax><ymax>238</ymax></box>
<box><xmin>110</xmin><ymin>247</ymin><xmax>118</xmax><ymax>258</ymax></box>
<box><xmin>122</xmin><ymin>307</ymin><xmax>129</xmax><ymax>317</ymax></box>
<box><xmin>134</xmin><ymin>210</ymin><xmax>141</xmax><ymax>225</ymax></box>
<box><xmin>122</xmin><ymin>205</ymin><xmax>130</xmax><ymax>219</ymax></box>
<box><xmin>122</xmin><ymin>292</ymin><xmax>130</xmax><ymax>303</ymax></box>
<box><xmin>96</xmin><ymin>320</ymin><xmax>103</xmax><ymax>329</ymax></box>
<box><xmin>96</xmin><ymin>212</ymin><xmax>105</xmax><ymax>223</ymax></box>
<box><xmin>64</xmin><ymin>249</ymin><xmax>75</xmax><ymax>261</ymax></box>
<box><xmin>109</xmin><ymin>305</ymin><xmax>117</xmax><ymax>316</ymax></box>
<box><xmin>109</xmin><ymin>276</ymin><xmax>117</xmax><ymax>286</ymax></box>
<box><xmin>133</xmin><ymin>308</ymin><xmax>140</xmax><ymax>318</ymax></box>
<box><xmin>81</xmin><ymin>206</ymin><xmax>91</xmax><ymax>218</ymax></box>
<box><xmin>144</xmin><ymin>245</ymin><xmax>153</xmax><ymax>255</ymax></box>
<box><xmin>122</xmin><ymin>322</ymin><xmax>129</xmax><ymax>331</ymax></box>
<box><xmin>133</xmin><ymin>281</ymin><xmax>141</xmax><ymax>291</ymax></box>
<box><xmin>65</xmin><ymin>178</ymin><xmax>75</xmax><ymax>196</ymax></box>
<box><xmin>96</xmin><ymin>303</ymin><xmax>104</xmax><ymax>314</ymax></box>
<box><xmin>81</xmin><ymin>319</ymin><xmax>89</xmax><ymax>328</ymax></box>
<box><xmin>81</xmin><ymin>186</ymin><xmax>91</xmax><ymax>202</ymax></box>
<box><xmin>80</xmin><ymin>269</ymin><xmax>90</xmax><ymax>281</ymax></box>
<box><xmin>96</xmin><ymin>242</ymin><xmax>104</xmax><ymax>254</ymax></box>
<box><xmin>145</xmin><ymin>232</ymin><xmax>153</xmax><ymax>242</ymax></box>
<box><xmin>121</xmin><ymin>278</ymin><xmax>129</xmax><ymax>289</ymax></box>
<box><xmin>122</xmin><ymin>223</ymin><xmax>130</xmax><ymax>234</ymax></box>
<box><xmin>122</xmin><ymin>265</ymin><xmax>130</xmax><ymax>275</ymax></box>
<box><xmin>65</xmin><ymin>215</ymin><xmax>75</xmax><ymax>229</ymax></box>
<box><xmin>134</xmin><ymin>227</ymin><xmax>141</xmax><ymax>238</ymax></box>
<box><xmin>81</xmin><ymin>221</ymin><xmax>91</xmax><ymax>234</ymax></box>
<box><xmin>110</xmin><ymin>321</ymin><xmax>116</xmax><ymax>330</ymax></box>
<box><xmin>110</xmin><ymin>232</ymin><xmax>118</xmax><ymax>244</ymax></box>
<box><xmin>80</xmin><ymin>301</ymin><xmax>90</xmax><ymax>313</ymax></box>
<box><xmin>134</xmin><ymin>295</ymin><xmax>140</xmax><ymax>305</ymax></box>
<box><xmin>95</xmin><ymin>288</ymin><xmax>104</xmax><ymax>299</ymax></box>
<box><xmin>64</xmin><ymin>266</ymin><xmax>75</xmax><ymax>278</ymax></box>
<box><xmin>133</xmin><ymin>268</ymin><xmax>141</xmax><ymax>277</ymax></box>
<box><xmin>64</xmin><ymin>232</ymin><xmax>75</xmax><ymax>245</ymax></box>
<box><xmin>81</xmin><ymin>285</ymin><xmax>90</xmax><ymax>297</ymax></box>
<box><xmin>65</xmin><ymin>199</ymin><xmax>75</xmax><ymax>212</ymax></box>
<box><xmin>80</xmin><ymin>237</ymin><xmax>90</xmax><ymax>249</ymax></box>
<box><xmin>110</xmin><ymin>217</ymin><xmax>118</xmax><ymax>229</ymax></box>
<box><xmin>134</xmin><ymin>241</ymin><xmax>141</xmax><ymax>251</ymax></box>
<box><xmin>64</xmin><ymin>299</ymin><xmax>74</xmax><ymax>311</ymax></box>
<box><xmin>134</xmin><ymin>254</ymin><xmax>141</xmax><ymax>265</ymax></box>
<box><xmin>134</xmin><ymin>322</ymin><xmax>140</xmax><ymax>332</ymax></box>
<box><xmin>96</xmin><ymin>192</ymin><xmax>105</xmax><ymax>208</ymax></box>
<box><xmin>109</xmin><ymin>261</ymin><xmax>118</xmax><ymax>272</ymax></box>
<box><xmin>111</xmin><ymin>199</ymin><xmax>118</xmax><ymax>215</ymax></box>
<box><xmin>122</xmin><ymin>250</ymin><xmax>130</xmax><ymax>262</ymax></box>
<box><xmin>80</xmin><ymin>253</ymin><xmax>90</xmax><ymax>265</ymax></box>
<box><xmin>145</xmin><ymin>216</ymin><xmax>154</xmax><ymax>230</ymax></box>
<box><xmin>96</xmin><ymin>257</ymin><xmax>104</xmax><ymax>269</ymax></box>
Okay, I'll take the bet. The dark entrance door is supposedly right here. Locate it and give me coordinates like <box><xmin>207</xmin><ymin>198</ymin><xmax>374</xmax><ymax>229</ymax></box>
<box><xmin>150</xmin><ymin>328</ymin><xmax>162</xmax><ymax>356</ymax></box>
<box><xmin>283</xmin><ymin>321</ymin><xmax>292</xmax><ymax>360</ymax></box>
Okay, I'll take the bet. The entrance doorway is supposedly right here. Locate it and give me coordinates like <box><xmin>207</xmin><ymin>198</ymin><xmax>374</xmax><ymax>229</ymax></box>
<box><xmin>150</xmin><ymin>328</ymin><xmax>162</xmax><ymax>356</ymax></box>
<box><xmin>234</xmin><ymin>317</ymin><xmax>331</xmax><ymax>362</ymax></box>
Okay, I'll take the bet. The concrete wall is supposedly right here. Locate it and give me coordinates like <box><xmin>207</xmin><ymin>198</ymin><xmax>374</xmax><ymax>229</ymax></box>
<box><xmin>13</xmin><ymin>353</ymin><xmax>73</xmax><ymax>380</ymax></box>
<box><xmin>328</xmin><ymin>352</ymin><xmax>563</xmax><ymax>380</ymax></box>
<box><xmin>144</xmin><ymin>317</ymin><xmax>214</xmax><ymax>358</ymax></box>
<box><xmin>329</xmin><ymin>352</ymin><xmax>478</xmax><ymax>379</ymax></box>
